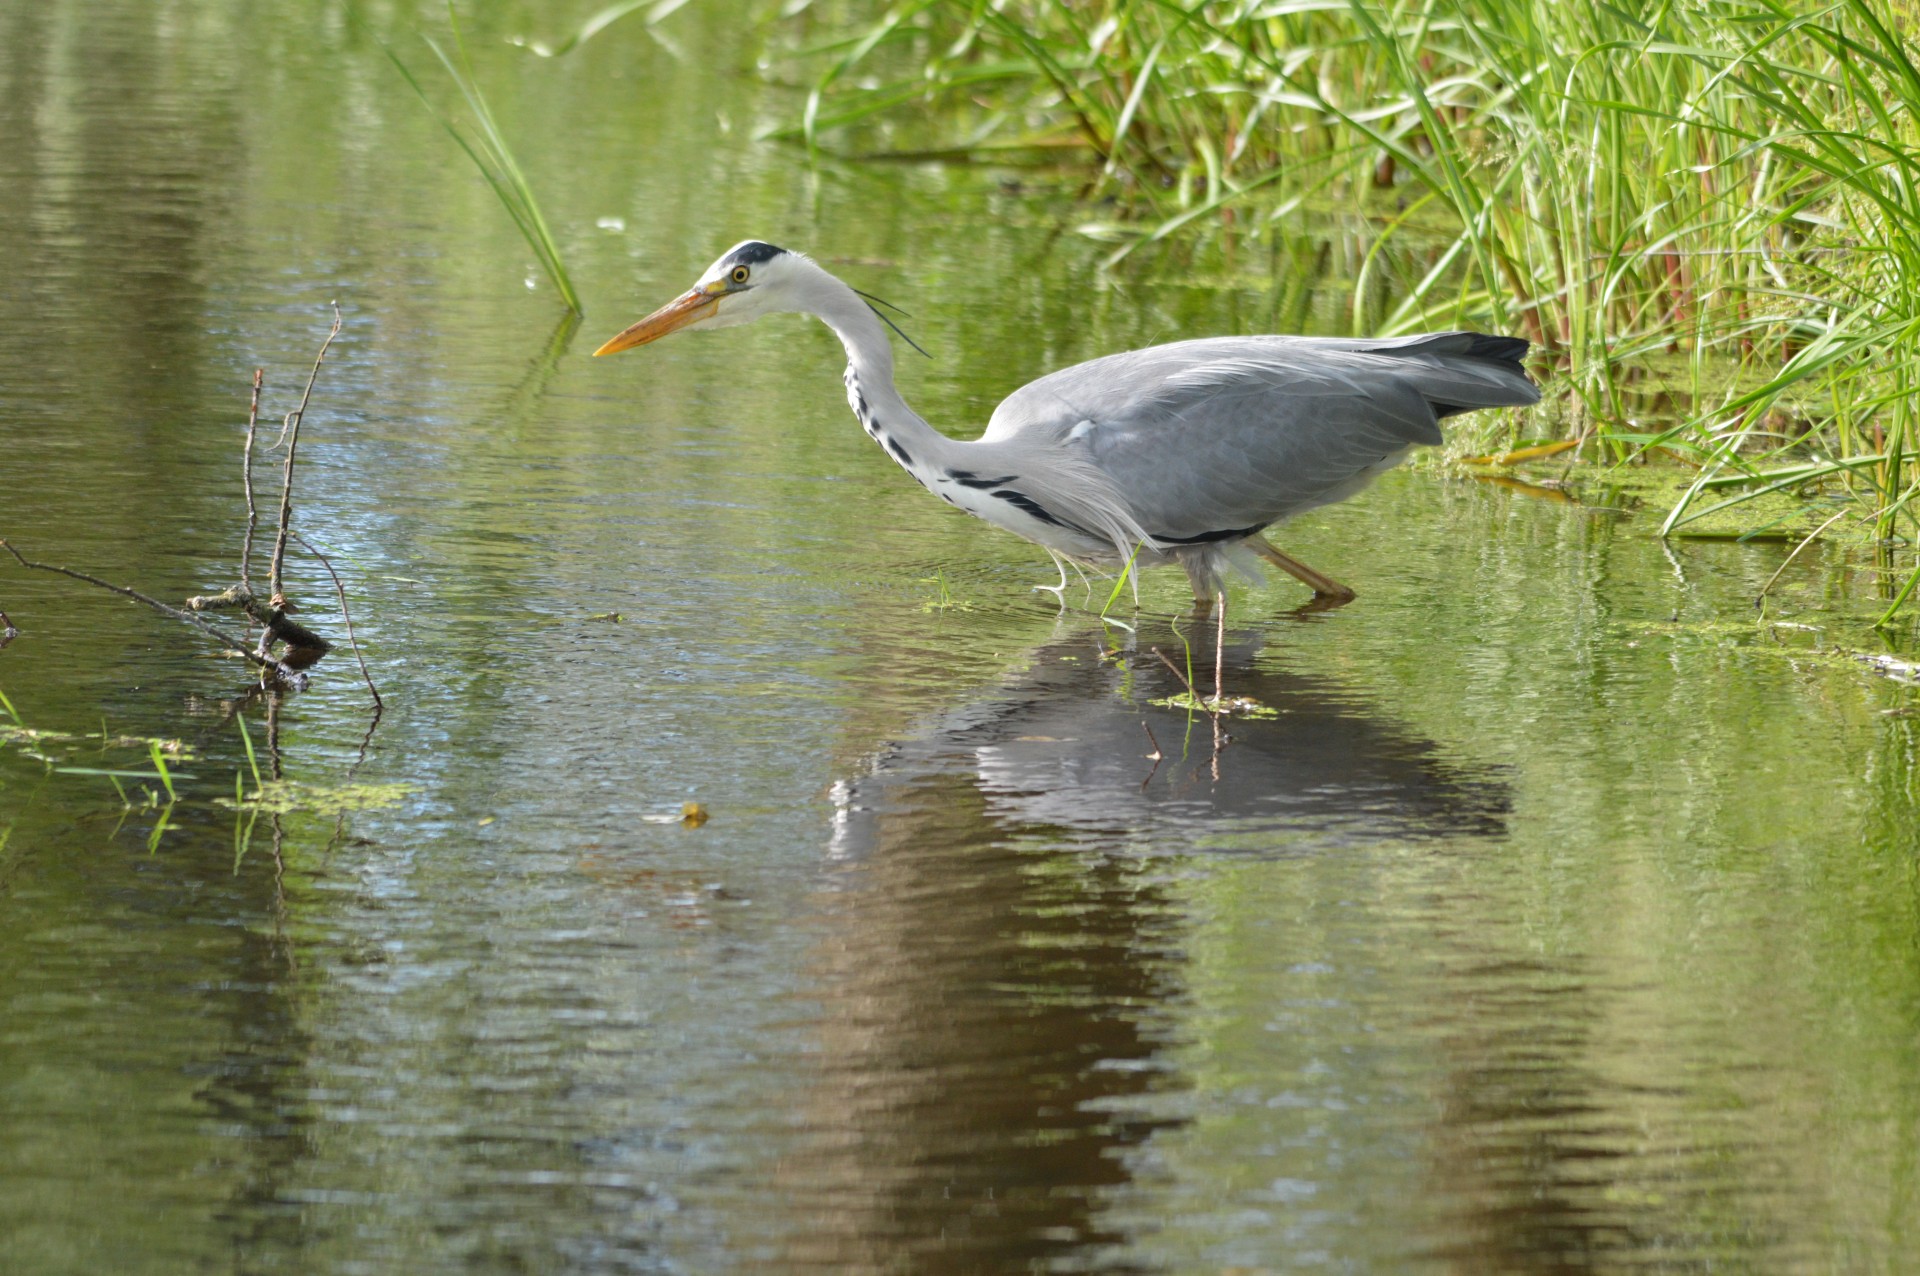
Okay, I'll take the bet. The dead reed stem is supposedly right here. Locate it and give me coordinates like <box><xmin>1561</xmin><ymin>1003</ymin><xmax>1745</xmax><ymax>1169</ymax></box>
<box><xmin>292</xmin><ymin>529</ymin><xmax>381</xmax><ymax>709</ymax></box>
<box><xmin>270</xmin><ymin>302</ymin><xmax>342</xmax><ymax>604</ymax></box>
<box><xmin>240</xmin><ymin>367</ymin><xmax>263</xmax><ymax>593</ymax></box>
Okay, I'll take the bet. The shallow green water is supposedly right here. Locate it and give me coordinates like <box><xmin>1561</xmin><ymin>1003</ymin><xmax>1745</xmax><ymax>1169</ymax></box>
<box><xmin>3</xmin><ymin>3</ymin><xmax>1919</xmax><ymax>1272</ymax></box>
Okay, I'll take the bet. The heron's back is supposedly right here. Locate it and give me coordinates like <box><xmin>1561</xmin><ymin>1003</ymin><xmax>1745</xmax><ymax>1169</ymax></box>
<box><xmin>982</xmin><ymin>331</ymin><xmax>1538</xmax><ymax>544</ymax></box>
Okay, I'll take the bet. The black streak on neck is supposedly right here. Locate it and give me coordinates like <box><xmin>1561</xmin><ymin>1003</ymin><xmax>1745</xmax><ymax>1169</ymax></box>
<box><xmin>845</xmin><ymin>366</ymin><xmax>926</xmax><ymax>487</ymax></box>
<box><xmin>946</xmin><ymin>469</ymin><xmax>1017</xmax><ymax>489</ymax></box>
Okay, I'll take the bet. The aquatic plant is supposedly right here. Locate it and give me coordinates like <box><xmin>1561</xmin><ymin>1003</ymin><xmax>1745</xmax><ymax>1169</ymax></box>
<box><xmin>217</xmin><ymin>779</ymin><xmax>414</xmax><ymax>817</ymax></box>
<box><xmin>358</xmin><ymin>1</ymin><xmax>583</xmax><ymax>314</ymax></box>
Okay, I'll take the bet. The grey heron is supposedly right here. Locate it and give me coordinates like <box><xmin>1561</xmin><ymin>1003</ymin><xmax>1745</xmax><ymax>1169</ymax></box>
<box><xmin>595</xmin><ymin>240</ymin><xmax>1540</xmax><ymax>605</ymax></box>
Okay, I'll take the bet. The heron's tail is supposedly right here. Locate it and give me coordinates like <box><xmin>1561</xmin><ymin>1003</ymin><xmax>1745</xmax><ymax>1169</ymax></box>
<box><xmin>1346</xmin><ymin>330</ymin><xmax>1541</xmax><ymax>420</ymax></box>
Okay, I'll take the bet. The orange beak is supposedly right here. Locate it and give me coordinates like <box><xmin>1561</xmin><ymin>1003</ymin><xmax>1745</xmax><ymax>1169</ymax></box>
<box><xmin>592</xmin><ymin>289</ymin><xmax>720</xmax><ymax>356</ymax></box>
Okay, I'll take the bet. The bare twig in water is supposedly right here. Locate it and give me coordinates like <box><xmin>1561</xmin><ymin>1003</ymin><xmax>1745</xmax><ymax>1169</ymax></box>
<box><xmin>1151</xmin><ymin>646</ymin><xmax>1202</xmax><ymax>702</ymax></box>
<box><xmin>1139</xmin><ymin>719</ymin><xmax>1162</xmax><ymax>790</ymax></box>
<box><xmin>1148</xmin><ymin>643</ymin><xmax>1229</xmax><ymax>779</ymax></box>
<box><xmin>1214</xmin><ymin>590</ymin><xmax>1225</xmax><ymax>705</ymax></box>
<box><xmin>292</xmin><ymin>530</ymin><xmax>381</xmax><ymax>709</ymax></box>
<box><xmin>1151</xmin><ymin>640</ymin><xmax>1227</xmax><ymax>718</ymax></box>
<box><xmin>1</xmin><ymin>539</ymin><xmax>299</xmax><ymax>680</ymax></box>
<box><xmin>0</xmin><ymin>309</ymin><xmax>363</xmax><ymax>690</ymax></box>
<box><xmin>270</xmin><ymin>302</ymin><xmax>342</xmax><ymax>605</ymax></box>
<box><xmin>1211</xmin><ymin>592</ymin><xmax>1227</xmax><ymax>781</ymax></box>
<box><xmin>241</xmin><ymin>368</ymin><xmax>264</xmax><ymax>592</ymax></box>
<box><xmin>183</xmin><ymin>584</ymin><xmax>330</xmax><ymax>668</ymax></box>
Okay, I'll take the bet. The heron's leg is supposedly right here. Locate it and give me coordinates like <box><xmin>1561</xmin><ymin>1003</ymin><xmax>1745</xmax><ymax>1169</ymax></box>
<box><xmin>1181</xmin><ymin>554</ymin><xmax>1220</xmax><ymax>610</ymax></box>
<box><xmin>1032</xmin><ymin>549</ymin><xmax>1070</xmax><ymax>605</ymax></box>
<box><xmin>1248</xmin><ymin>534</ymin><xmax>1356</xmax><ymax>602</ymax></box>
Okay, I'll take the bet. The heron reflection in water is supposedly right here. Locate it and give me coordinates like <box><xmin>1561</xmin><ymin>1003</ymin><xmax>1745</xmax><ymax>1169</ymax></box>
<box><xmin>596</xmin><ymin>241</ymin><xmax>1539</xmax><ymax>606</ymax></box>
<box><xmin>760</xmin><ymin>622</ymin><xmax>1508</xmax><ymax>1272</ymax></box>
<box><xmin>829</xmin><ymin>622</ymin><xmax>1510</xmax><ymax>852</ymax></box>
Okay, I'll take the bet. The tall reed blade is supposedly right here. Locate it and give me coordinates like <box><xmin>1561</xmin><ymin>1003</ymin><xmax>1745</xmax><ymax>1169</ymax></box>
<box><xmin>352</xmin><ymin>1</ymin><xmax>583</xmax><ymax>314</ymax></box>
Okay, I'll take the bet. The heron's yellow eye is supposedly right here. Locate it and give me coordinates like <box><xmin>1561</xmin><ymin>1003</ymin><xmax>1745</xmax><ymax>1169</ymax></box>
<box><xmin>730</xmin><ymin>265</ymin><xmax>750</xmax><ymax>285</ymax></box>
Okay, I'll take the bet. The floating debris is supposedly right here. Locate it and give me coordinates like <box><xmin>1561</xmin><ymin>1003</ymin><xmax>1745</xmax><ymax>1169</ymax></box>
<box><xmin>1842</xmin><ymin>650</ymin><xmax>1920</xmax><ymax>686</ymax></box>
<box><xmin>639</xmin><ymin>800</ymin><xmax>710</xmax><ymax>827</ymax></box>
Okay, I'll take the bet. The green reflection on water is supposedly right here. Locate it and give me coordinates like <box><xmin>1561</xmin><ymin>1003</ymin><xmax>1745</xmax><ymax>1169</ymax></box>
<box><xmin>2</xmin><ymin>2</ymin><xmax>1919</xmax><ymax>1273</ymax></box>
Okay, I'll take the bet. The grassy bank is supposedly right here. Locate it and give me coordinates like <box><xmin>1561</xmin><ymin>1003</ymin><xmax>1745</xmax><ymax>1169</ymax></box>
<box><xmin>774</xmin><ymin>0</ymin><xmax>1920</xmax><ymax>620</ymax></box>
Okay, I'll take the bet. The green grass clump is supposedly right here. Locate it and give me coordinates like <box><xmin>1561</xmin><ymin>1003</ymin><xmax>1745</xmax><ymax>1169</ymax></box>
<box><xmin>773</xmin><ymin>0</ymin><xmax>1920</xmax><ymax>618</ymax></box>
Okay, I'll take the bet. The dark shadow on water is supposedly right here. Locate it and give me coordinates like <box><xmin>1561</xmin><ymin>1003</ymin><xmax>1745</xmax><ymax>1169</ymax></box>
<box><xmin>767</xmin><ymin>619</ymin><xmax>1509</xmax><ymax>1272</ymax></box>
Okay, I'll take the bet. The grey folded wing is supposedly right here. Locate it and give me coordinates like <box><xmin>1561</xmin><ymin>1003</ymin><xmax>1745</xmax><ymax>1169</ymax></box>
<box><xmin>982</xmin><ymin>332</ymin><xmax>1540</xmax><ymax>543</ymax></box>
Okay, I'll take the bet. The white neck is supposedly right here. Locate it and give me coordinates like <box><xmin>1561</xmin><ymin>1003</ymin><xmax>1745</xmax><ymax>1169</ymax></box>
<box><xmin>797</xmin><ymin>264</ymin><xmax>965</xmax><ymax>480</ymax></box>
<box><xmin>780</xmin><ymin>259</ymin><xmax>1120</xmax><ymax>559</ymax></box>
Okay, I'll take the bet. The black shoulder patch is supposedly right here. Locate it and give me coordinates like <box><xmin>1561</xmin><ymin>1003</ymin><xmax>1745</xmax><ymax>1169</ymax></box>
<box><xmin>990</xmin><ymin>488</ymin><xmax>1066</xmax><ymax>528</ymax></box>
<box><xmin>1153</xmin><ymin>522</ymin><xmax>1269</xmax><ymax>545</ymax></box>
<box><xmin>725</xmin><ymin>241</ymin><xmax>787</xmax><ymax>266</ymax></box>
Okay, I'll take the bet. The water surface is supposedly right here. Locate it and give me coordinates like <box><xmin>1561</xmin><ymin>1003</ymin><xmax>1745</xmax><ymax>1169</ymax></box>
<box><xmin>3</xmin><ymin>3</ymin><xmax>1919</xmax><ymax>1272</ymax></box>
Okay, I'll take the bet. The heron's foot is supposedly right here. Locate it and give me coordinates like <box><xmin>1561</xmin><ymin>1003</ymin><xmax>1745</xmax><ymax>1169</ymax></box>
<box><xmin>1310</xmin><ymin>582</ymin><xmax>1357</xmax><ymax>604</ymax></box>
<box><xmin>1285</xmin><ymin>593</ymin><xmax>1354</xmax><ymax>617</ymax></box>
<box><xmin>1033</xmin><ymin>551</ymin><xmax>1073</xmax><ymax>606</ymax></box>
<box><xmin>1247</xmin><ymin>535</ymin><xmax>1356</xmax><ymax>605</ymax></box>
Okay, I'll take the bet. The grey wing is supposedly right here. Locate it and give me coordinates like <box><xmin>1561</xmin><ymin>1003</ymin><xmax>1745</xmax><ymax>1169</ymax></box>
<box><xmin>983</xmin><ymin>333</ymin><xmax>1539</xmax><ymax>543</ymax></box>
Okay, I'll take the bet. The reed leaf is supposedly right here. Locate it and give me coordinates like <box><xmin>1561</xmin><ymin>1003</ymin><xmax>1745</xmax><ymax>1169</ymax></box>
<box><xmin>352</xmin><ymin>1</ymin><xmax>582</xmax><ymax>314</ymax></box>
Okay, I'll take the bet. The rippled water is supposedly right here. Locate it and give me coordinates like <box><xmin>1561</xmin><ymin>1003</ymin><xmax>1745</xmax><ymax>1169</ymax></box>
<box><xmin>3</xmin><ymin>3</ymin><xmax>1919</xmax><ymax>1272</ymax></box>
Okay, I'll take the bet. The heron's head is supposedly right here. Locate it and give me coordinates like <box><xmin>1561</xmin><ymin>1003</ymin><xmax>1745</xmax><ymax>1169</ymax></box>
<box><xmin>593</xmin><ymin>240</ymin><xmax>804</xmax><ymax>356</ymax></box>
